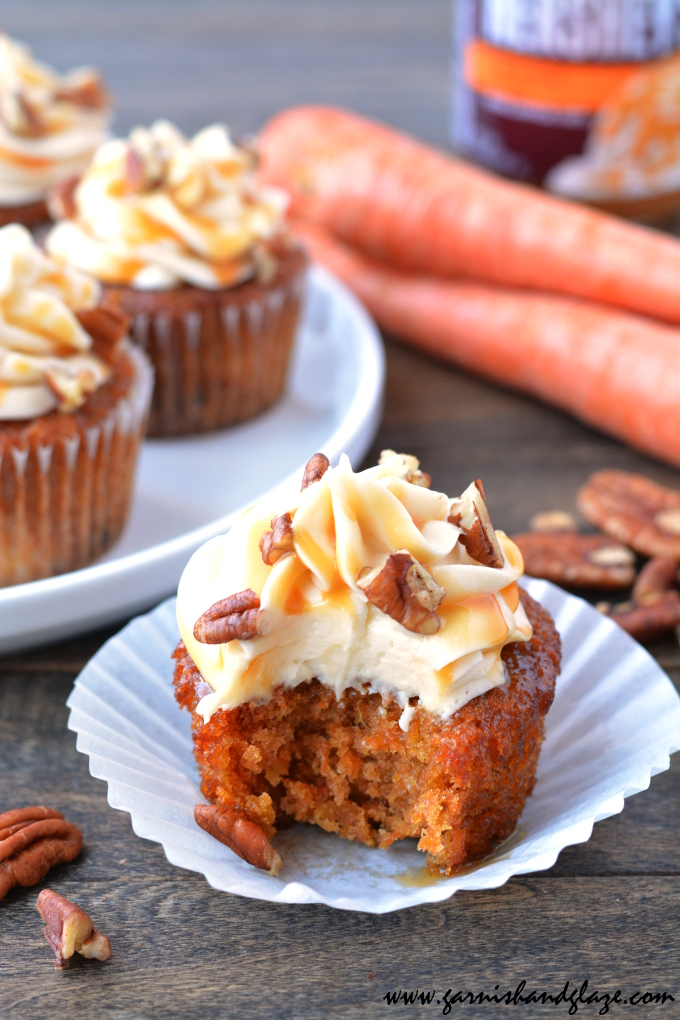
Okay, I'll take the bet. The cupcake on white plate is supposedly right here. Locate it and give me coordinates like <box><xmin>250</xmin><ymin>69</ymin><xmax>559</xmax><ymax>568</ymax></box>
<box><xmin>0</xmin><ymin>223</ymin><xmax>152</xmax><ymax>586</ymax></box>
<box><xmin>46</xmin><ymin>120</ymin><xmax>306</xmax><ymax>437</ymax></box>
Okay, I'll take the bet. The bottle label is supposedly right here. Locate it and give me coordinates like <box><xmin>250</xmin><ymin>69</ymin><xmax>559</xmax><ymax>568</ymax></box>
<box><xmin>452</xmin><ymin>0</ymin><xmax>680</xmax><ymax>207</ymax></box>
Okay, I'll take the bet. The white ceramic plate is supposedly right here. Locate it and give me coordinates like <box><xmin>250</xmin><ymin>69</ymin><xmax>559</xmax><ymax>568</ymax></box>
<box><xmin>0</xmin><ymin>266</ymin><xmax>384</xmax><ymax>654</ymax></box>
<box><xmin>67</xmin><ymin>578</ymin><xmax>680</xmax><ymax>914</ymax></box>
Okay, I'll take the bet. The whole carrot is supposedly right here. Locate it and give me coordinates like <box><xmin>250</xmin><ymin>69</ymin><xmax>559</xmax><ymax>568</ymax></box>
<box><xmin>298</xmin><ymin>221</ymin><xmax>680</xmax><ymax>468</ymax></box>
<box><xmin>259</xmin><ymin>106</ymin><xmax>680</xmax><ymax>324</ymax></box>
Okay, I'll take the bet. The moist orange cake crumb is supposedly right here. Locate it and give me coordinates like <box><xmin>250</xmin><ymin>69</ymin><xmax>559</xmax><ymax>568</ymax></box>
<box><xmin>173</xmin><ymin>589</ymin><xmax>559</xmax><ymax>875</ymax></box>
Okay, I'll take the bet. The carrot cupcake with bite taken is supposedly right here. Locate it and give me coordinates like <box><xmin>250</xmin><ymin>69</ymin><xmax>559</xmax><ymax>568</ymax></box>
<box><xmin>0</xmin><ymin>223</ymin><xmax>153</xmax><ymax>586</ymax></box>
<box><xmin>0</xmin><ymin>33</ymin><xmax>110</xmax><ymax>230</ymax></box>
<box><xmin>173</xmin><ymin>451</ymin><xmax>560</xmax><ymax>876</ymax></box>
<box><xmin>46</xmin><ymin>120</ymin><xmax>306</xmax><ymax>437</ymax></box>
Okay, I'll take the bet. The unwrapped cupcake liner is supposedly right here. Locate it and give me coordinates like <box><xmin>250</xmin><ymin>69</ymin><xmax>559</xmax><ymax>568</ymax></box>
<box><xmin>127</xmin><ymin>268</ymin><xmax>306</xmax><ymax>437</ymax></box>
<box><xmin>67</xmin><ymin>578</ymin><xmax>680</xmax><ymax>913</ymax></box>
<box><xmin>0</xmin><ymin>341</ymin><xmax>153</xmax><ymax>587</ymax></box>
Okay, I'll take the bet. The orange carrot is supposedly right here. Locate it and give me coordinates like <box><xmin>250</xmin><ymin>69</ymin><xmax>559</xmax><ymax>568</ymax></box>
<box><xmin>298</xmin><ymin>220</ymin><xmax>680</xmax><ymax>468</ymax></box>
<box><xmin>259</xmin><ymin>106</ymin><xmax>680</xmax><ymax>324</ymax></box>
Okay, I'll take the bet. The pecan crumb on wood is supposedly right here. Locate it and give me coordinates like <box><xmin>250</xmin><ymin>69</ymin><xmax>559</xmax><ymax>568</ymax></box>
<box><xmin>36</xmin><ymin>889</ymin><xmax>110</xmax><ymax>969</ymax></box>
<box><xmin>193</xmin><ymin>589</ymin><xmax>263</xmax><ymax>644</ymax></box>
<box><xmin>194</xmin><ymin>804</ymin><xmax>283</xmax><ymax>876</ymax></box>
<box><xmin>578</xmin><ymin>469</ymin><xmax>680</xmax><ymax>558</ymax></box>
<box><xmin>0</xmin><ymin>807</ymin><xmax>82</xmax><ymax>901</ymax></box>
<box><xmin>448</xmin><ymin>479</ymin><xmax>504</xmax><ymax>568</ymax></box>
<box><xmin>512</xmin><ymin>532</ymin><xmax>635</xmax><ymax>588</ymax></box>
<box><xmin>259</xmin><ymin>513</ymin><xmax>294</xmax><ymax>565</ymax></box>
<box><xmin>357</xmin><ymin>550</ymin><xmax>445</xmax><ymax>635</ymax></box>
<box><xmin>301</xmin><ymin>452</ymin><xmax>330</xmax><ymax>490</ymax></box>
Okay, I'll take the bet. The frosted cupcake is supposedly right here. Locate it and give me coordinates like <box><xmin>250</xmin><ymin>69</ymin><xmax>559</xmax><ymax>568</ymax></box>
<box><xmin>0</xmin><ymin>224</ymin><xmax>153</xmax><ymax>586</ymax></box>
<box><xmin>46</xmin><ymin>121</ymin><xmax>306</xmax><ymax>437</ymax></box>
<box><xmin>173</xmin><ymin>451</ymin><xmax>560</xmax><ymax>876</ymax></box>
<box><xmin>0</xmin><ymin>34</ymin><xmax>110</xmax><ymax>229</ymax></box>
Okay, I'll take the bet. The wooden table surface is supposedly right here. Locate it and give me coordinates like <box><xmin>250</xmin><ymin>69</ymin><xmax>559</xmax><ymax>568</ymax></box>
<box><xmin>0</xmin><ymin>4</ymin><xmax>678</xmax><ymax>1018</ymax></box>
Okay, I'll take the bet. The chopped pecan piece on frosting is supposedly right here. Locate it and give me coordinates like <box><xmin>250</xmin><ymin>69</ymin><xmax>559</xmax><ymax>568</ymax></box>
<box><xmin>448</xmin><ymin>479</ymin><xmax>504</xmax><ymax>569</ymax></box>
<box><xmin>54</xmin><ymin>72</ymin><xmax>108</xmax><ymax>110</ymax></box>
<box><xmin>578</xmin><ymin>469</ymin><xmax>680</xmax><ymax>558</ymax></box>
<box><xmin>124</xmin><ymin>147</ymin><xmax>147</xmax><ymax>191</ymax></box>
<box><xmin>37</xmin><ymin>889</ymin><xmax>110</xmax><ymax>969</ymax></box>
<box><xmin>193</xmin><ymin>589</ymin><xmax>263</xmax><ymax>644</ymax></box>
<box><xmin>512</xmin><ymin>532</ymin><xmax>635</xmax><ymax>588</ymax></box>
<box><xmin>76</xmin><ymin>305</ymin><xmax>131</xmax><ymax>364</ymax></box>
<box><xmin>44</xmin><ymin>365</ymin><xmax>98</xmax><ymax>413</ymax></box>
<box><xmin>357</xmin><ymin>550</ymin><xmax>445</xmax><ymax>635</ymax></box>
<box><xmin>301</xmin><ymin>452</ymin><xmax>330</xmax><ymax>491</ymax></box>
<box><xmin>259</xmin><ymin>513</ymin><xmax>294</xmax><ymax>566</ymax></box>
<box><xmin>194</xmin><ymin>804</ymin><xmax>283</xmax><ymax>876</ymax></box>
<box><xmin>0</xmin><ymin>90</ymin><xmax>44</xmax><ymax>137</ymax></box>
<box><xmin>379</xmin><ymin>449</ymin><xmax>431</xmax><ymax>488</ymax></box>
<box><xmin>48</xmin><ymin>175</ymin><xmax>80</xmax><ymax>220</ymax></box>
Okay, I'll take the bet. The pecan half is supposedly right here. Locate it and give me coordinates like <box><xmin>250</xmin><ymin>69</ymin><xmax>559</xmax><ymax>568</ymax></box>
<box><xmin>37</xmin><ymin>889</ymin><xmax>110</xmax><ymax>969</ymax></box>
<box><xmin>0</xmin><ymin>807</ymin><xmax>82</xmax><ymax>901</ymax></box>
<box><xmin>357</xmin><ymin>550</ymin><xmax>445</xmax><ymax>635</ymax></box>
<box><xmin>578</xmin><ymin>470</ymin><xmax>680</xmax><ymax>559</ymax></box>
<box><xmin>379</xmin><ymin>449</ymin><xmax>431</xmax><ymax>488</ymax></box>
<box><xmin>529</xmin><ymin>510</ymin><xmax>577</xmax><ymax>534</ymax></box>
<box><xmin>596</xmin><ymin>555</ymin><xmax>680</xmax><ymax>642</ymax></box>
<box><xmin>194</xmin><ymin>804</ymin><xmax>283</xmax><ymax>876</ymax></box>
<box><xmin>193</xmin><ymin>589</ymin><xmax>263</xmax><ymax>644</ymax></box>
<box><xmin>512</xmin><ymin>532</ymin><xmax>635</xmax><ymax>588</ymax></box>
<box><xmin>448</xmin><ymin>479</ymin><xmax>504</xmax><ymax>569</ymax></box>
<box><xmin>632</xmin><ymin>557</ymin><xmax>679</xmax><ymax>605</ymax></box>
<box><xmin>605</xmin><ymin>592</ymin><xmax>680</xmax><ymax>644</ymax></box>
<box><xmin>259</xmin><ymin>513</ymin><xmax>294</xmax><ymax>566</ymax></box>
<box><xmin>48</xmin><ymin>175</ymin><xmax>80</xmax><ymax>220</ymax></box>
<box><xmin>76</xmin><ymin>305</ymin><xmax>131</xmax><ymax>363</ymax></box>
<box><xmin>301</xmin><ymin>452</ymin><xmax>330</xmax><ymax>491</ymax></box>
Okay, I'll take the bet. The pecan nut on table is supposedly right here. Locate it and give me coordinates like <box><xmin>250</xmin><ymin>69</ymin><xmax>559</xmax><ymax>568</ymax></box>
<box><xmin>37</xmin><ymin>889</ymin><xmax>110</xmax><ymax>969</ymax></box>
<box><xmin>0</xmin><ymin>806</ymin><xmax>82</xmax><ymax>901</ymax></box>
<box><xmin>1</xmin><ymin>805</ymin><xmax>111</xmax><ymax>969</ymax></box>
<box><xmin>513</xmin><ymin>469</ymin><xmax>680</xmax><ymax>643</ymax></box>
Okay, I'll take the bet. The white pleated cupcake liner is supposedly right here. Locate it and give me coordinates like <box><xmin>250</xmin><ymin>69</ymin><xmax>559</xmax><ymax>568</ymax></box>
<box><xmin>0</xmin><ymin>341</ymin><xmax>154</xmax><ymax>585</ymax></box>
<box><xmin>67</xmin><ymin>577</ymin><xmax>680</xmax><ymax>913</ymax></box>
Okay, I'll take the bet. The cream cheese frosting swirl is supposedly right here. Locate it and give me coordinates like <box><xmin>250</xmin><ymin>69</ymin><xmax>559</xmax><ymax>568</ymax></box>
<box><xmin>0</xmin><ymin>34</ymin><xmax>110</xmax><ymax>206</ymax></box>
<box><xmin>0</xmin><ymin>223</ymin><xmax>110</xmax><ymax>420</ymax></box>
<box><xmin>177</xmin><ymin>451</ymin><xmax>532</xmax><ymax>729</ymax></box>
<box><xmin>46</xmin><ymin>120</ymin><xmax>289</xmax><ymax>290</ymax></box>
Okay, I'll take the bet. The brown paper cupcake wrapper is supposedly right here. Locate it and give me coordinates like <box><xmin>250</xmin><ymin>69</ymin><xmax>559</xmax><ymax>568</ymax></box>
<box><xmin>115</xmin><ymin>248</ymin><xmax>306</xmax><ymax>437</ymax></box>
<box><xmin>0</xmin><ymin>341</ymin><xmax>153</xmax><ymax>587</ymax></box>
